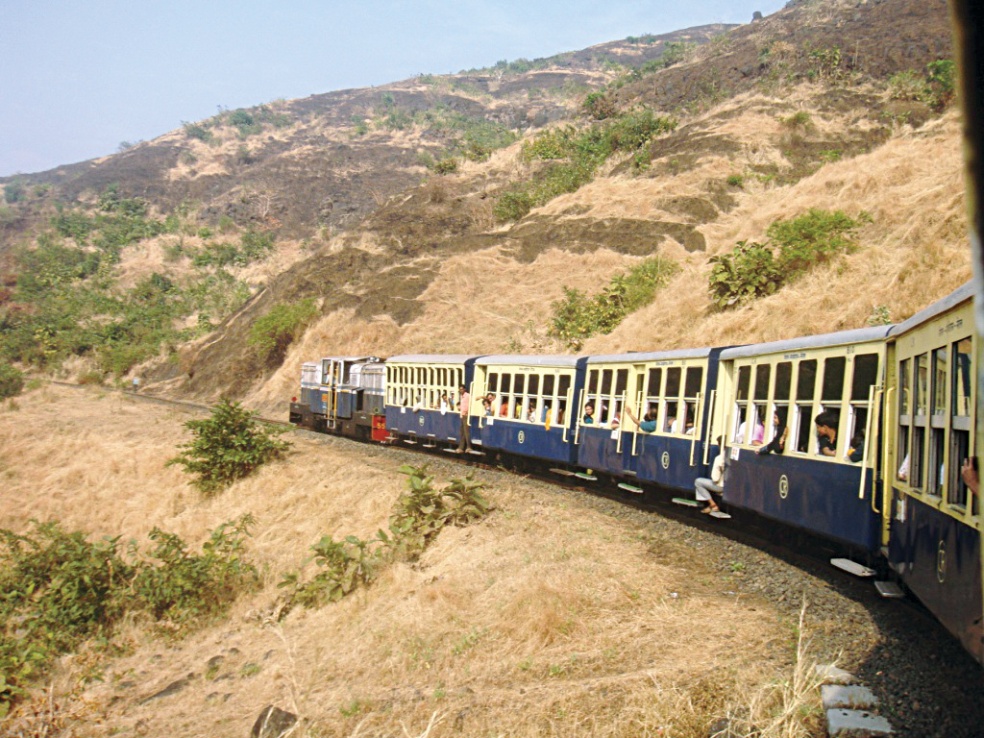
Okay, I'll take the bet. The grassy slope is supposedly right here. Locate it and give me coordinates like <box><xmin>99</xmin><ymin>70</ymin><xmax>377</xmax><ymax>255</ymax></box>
<box><xmin>0</xmin><ymin>385</ymin><xmax>840</xmax><ymax>737</ymax></box>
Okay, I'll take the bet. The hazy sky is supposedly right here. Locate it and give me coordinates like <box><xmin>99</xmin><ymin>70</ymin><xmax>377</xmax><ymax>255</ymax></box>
<box><xmin>0</xmin><ymin>0</ymin><xmax>787</xmax><ymax>177</ymax></box>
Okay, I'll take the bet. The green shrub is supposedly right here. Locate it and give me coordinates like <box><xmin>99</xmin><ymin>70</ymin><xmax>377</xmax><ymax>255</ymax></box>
<box><xmin>3</xmin><ymin>181</ymin><xmax>25</xmax><ymax>204</ymax></box>
<box><xmin>133</xmin><ymin>515</ymin><xmax>258</xmax><ymax>624</ymax></box>
<box><xmin>499</xmin><ymin>110</ymin><xmax>675</xmax><ymax>222</ymax></box>
<box><xmin>708</xmin><ymin>241</ymin><xmax>784</xmax><ymax>309</ymax></box>
<box><xmin>0</xmin><ymin>517</ymin><xmax>258</xmax><ymax>713</ymax></box>
<box><xmin>248</xmin><ymin>298</ymin><xmax>319</xmax><ymax>365</ymax></box>
<box><xmin>493</xmin><ymin>189</ymin><xmax>534</xmax><ymax>222</ymax></box>
<box><xmin>780</xmin><ymin>111</ymin><xmax>813</xmax><ymax>129</ymax></box>
<box><xmin>0</xmin><ymin>363</ymin><xmax>24</xmax><ymax>399</ymax></box>
<box><xmin>167</xmin><ymin>399</ymin><xmax>291</xmax><ymax>495</ymax></box>
<box><xmin>583</xmin><ymin>92</ymin><xmax>616</xmax><ymax>120</ymax></box>
<box><xmin>925</xmin><ymin>59</ymin><xmax>956</xmax><ymax>110</ymax></box>
<box><xmin>278</xmin><ymin>465</ymin><xmax>489</xmax><ymax>615</ymax></box>
<box><xmin>708</xmin><ymin>209</ymin><xmax>862</xmax><ymax>309</ymax></box>
<box><xmin>550</xmin><ymin>256</ymin><xmax>679</xmax><ymax>350</ymax></box>
<box><xmin>0</xmin><ymin>521</ymin><xmax>132</xmax><ymax>708</ymax></box>
<box><xmin>183</xmin><ymin>121</ymin><xmax>213</xmax><ymax>143</ymax></box>
<box><xmin>888</xmin><ymin>69</ymin><xmax>926</xmax><ymax>101</ymax></box>
<box><xmin>433</xmin><ymin>157</ymin><xmax>459</xmax><ymax>175</ymax></box>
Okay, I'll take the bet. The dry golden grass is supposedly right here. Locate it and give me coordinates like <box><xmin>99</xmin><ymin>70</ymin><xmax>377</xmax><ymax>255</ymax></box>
<box><xmin>0</xmin><ymin>385</ymin><xmax>825</xmax><ymax>738</ymax></box>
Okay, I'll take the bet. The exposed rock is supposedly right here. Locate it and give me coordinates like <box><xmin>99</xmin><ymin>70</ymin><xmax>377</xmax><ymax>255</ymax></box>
<box><xmin>251</xmin><ymin>706</ymin><xmax>298</xmax><ymax>738</ymax></box>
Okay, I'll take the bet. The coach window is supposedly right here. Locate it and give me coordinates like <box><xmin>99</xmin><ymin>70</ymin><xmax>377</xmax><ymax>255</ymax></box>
<box><xmin>683</xmin><ymin>367</ymin><xmax>703</xmax><ymax>435</ymax></box>
<box><xmin>774</xmin><ymin>361</ymin><xmax>792</xmax><ymax>434</ymax></box>
<box><xmin>908</xmin><ymin>353</ymin><xmax>930</xmax><ymax>490</ymax></box>
<box><xmin>848</xmin><ymin>354</ymin><xmax>878</xmax><ymax>461</ymax></box>
<box><xmin>821</xmin><ymin>357</ymin><xmax>846</xmax><ymax>456</ymax></box>
<box><xmin>599</xmin><ymin>369</ymin><xmax>614</xmax><ymax>425</ymax></box>
<box><xmin>928</xmin><ymin>347</ymin><xmax>948</xmax><ymax>496</ymax></box>
<box><xmin>793</xmin><ymin>360</ymin><xmax>817</xmax><ymax>453</ymax></box>
<box><xmin>513</xmin><ymin>374</ymin><xmax>527</xmax><ymax>420</ymax></box>
<box><xmin>897</xmin><ymin>359</ymin><xmax>911</xmax><ymax>483</ymax></box>
<box><xmin>734</xmin><ymin>365</ymin><xmax>751</xmax><ymax>442</ymax></box>
<box><xmin>612</xmin><ymin>369</ymin><xmax>629</xmax><ymax>427</ymax></box>
<box><xmin>585</xmin><ymin>369</ymin><xmax>599</xmax><ymax>421</ymax></box>
<box><xmin>753</xmin><ymin>364</ymin><xmax>771</xmax><ymax>441</ymax></box>
<box><xmin>527</xmin><ymin>374</ymin><xmax>541</xmax><ymax>422</ymax></box>
<box><xmin>646</xmin><ymin>368</ymin><xmax>663</xmax><ymax>422</ymax></box>
<box><xmin>499</xmin><ymin>373</ymin><xmax>512</xmax><ymax>417</ymax></box>
<box><xmin>949</xmin><ymin>338</ymin><xmax>974</xmax><ymax>509</ymax></box>
<box><xmin>487</xmin><ymin>371</ymin><xmax>499</xmax><ymax>409</ymax></box>
<box><xmin>542</xmin><ymin>375</ymin><xmax>555</xmax><ymax>423</ymax></box>
<box><xmin>665</xmin><ymin>367</ymin><xmax>682</xmax><ymax>433</ymax></box>
<box><xmin>558</xmin><ymin>375</ymin><xmax>571</xmax><ymax>425</ymax></box>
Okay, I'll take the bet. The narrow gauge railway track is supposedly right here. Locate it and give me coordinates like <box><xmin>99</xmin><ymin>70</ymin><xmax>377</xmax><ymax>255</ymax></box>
<box><xmin>42</xmin><ymin>381</ymin><xmax>984</xmax><ymax>736</ymax></box>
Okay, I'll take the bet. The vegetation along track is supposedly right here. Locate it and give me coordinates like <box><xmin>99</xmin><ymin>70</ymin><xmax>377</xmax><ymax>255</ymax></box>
<box><xmin>52</xmin><ymin>382</ymin><xmax>984</xmax><ymax>737</ymax></box>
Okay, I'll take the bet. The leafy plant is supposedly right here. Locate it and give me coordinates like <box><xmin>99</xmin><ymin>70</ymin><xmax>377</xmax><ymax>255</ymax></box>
<box><xmin>247</xmin><ymin>298</ymin><xmax>319</xmax><ymax>365</ymax></box>
<box><xmin>278</xmin><ymin>466</ymin><xmax>490</xmax><ymax>616</ymax></box>
<box><xmin>496</xmin><ymin>110</ymin><xmax>675</xmax><ymax>221</ymax></box>
<box><xmin>0</xmin><ymin>363</ymin><xmax>24</xmax><ymax>399</ymax></box>
<box><xmin>550</xmin><ymin>256</ymin><xmax>679</xmax><ymax>350</ymax></box>
<box><xmin>167</xmin><ymin>399</ymin><xmax>291</xmax><ymax>495</ymax></box>
<box><xmin>708</xmin><ymin>209</ymin><xmax>863</xmax><ymax>309</ymax></box>
<box><xmin>132</xmin><ymin>515</ymin><xmax>259</xmax><ymax>625</ymax></box>
<box><xmin>0</xmin><ymin>517</ymin><xmax>258</xmax><ymax>713</ymax></box>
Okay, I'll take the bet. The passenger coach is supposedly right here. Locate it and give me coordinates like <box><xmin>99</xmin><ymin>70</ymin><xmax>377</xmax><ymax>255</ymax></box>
<box><xmin>714</xmin><ymin>327</ymin><xmax>892</xmax><ymax>553</ymax></box>
<box><xmin>883</xmin><ymin>282</ymin><xmax>982</xmax><ymax>663</ymax></box>
<box><xmin>575</xmin><ymin>349</ymin><xmax>725</xmax><ymax>495</ymax></box>
<box><xmin>385</xmin><ymin>355</ymin><xmax>478</xmax><ymax>449</ymax></box>
<box><xmin>470</xmin><ymin>355</ymin><xmax>585</xmax><ymax>465</ymax></box>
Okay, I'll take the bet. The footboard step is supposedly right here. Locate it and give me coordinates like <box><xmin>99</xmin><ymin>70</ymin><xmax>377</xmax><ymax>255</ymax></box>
<box><xmin>422</xmin><ymin>443</ymin><xmax>437</xmax><ymax>448</ymax></box>
<box><xmin>709</xmin><ymin>510</ymin><xmax>732</xmax><ymax>519</ymax></box>
<box><xmin>574</xmin><ymin>472</ymin><xmax>597</xmax><ymax>481</ymax></box>
<box><xmin>550</xmin><ymin>468</ymin><xmax>576</xmax><ymax>477</ymax></box>
<box><xmin>403</xmin><ymin>439</ymin><xmax>418</xmax><ymax>445</ymax></box>
<box><xmin>874</xmin><ymin>581</ymin><xmax>905</xmax><ymax>598</ymax></box>
<box><xmin>466</xmin><ymin>449</ymin><xmax>485</xmax><ymax>455</ymax></box>
<box><xmin>671</xmin><ymin>497</ymin><xmax>701</xmax><ymax>508</ymax></box>
<box><xmin>617</xmin><ymin>483</ymin><xmax>643</xmax><ymax>494</ymax></box>
<box><xmin>830</xmin><ymin>558</ymin><xmax>876</xmax><ymax>577</ymax></box>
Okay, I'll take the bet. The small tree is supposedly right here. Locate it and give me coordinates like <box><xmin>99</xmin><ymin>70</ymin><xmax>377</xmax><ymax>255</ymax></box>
<box><xmin>168</xmin><ymin>399</ymin><xmax>291</xmax><ymax>495</ymax></box>
<box><xmin>0</xmin><ymin>363</ymin><xmax>24</xmax><ymax>399</ymax></box>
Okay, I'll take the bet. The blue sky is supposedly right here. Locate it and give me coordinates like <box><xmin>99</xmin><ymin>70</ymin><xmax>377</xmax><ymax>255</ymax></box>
<box><xmin>0</xmin><ymin>0</ymin><xmax>787</xmax><ymax>177</ymax></box>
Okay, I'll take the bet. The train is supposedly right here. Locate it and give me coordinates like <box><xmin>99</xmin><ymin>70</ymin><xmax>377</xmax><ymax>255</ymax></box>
<box><xmin>288</xmin><ymin>281</ymin><xmax>982</xmax><ymax>666</ymax></box>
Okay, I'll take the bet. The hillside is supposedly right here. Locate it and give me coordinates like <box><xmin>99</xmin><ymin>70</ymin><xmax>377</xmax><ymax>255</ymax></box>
<box><xmin>0</xmin><ymin>0</ymin><xmax>967</xmax><ymax>415</ymax></box>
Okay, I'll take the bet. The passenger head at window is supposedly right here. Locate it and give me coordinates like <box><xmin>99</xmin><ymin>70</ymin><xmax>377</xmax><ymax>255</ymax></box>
<box><xmin>847</xmin><ymin>431</ymin><xmax>865</xmax><ymax>463</ymax></box>
<box><xmin>814</xmin><ymin>411</ymin><xmax>838</xmax><ymax>456</ymax></box>
<box><xmin>758</xmin><ymin>408</ymin><xmax>788</xmax><ymax>455</ymax></box>
<box><xmin>583</xmin><ymin>403</ymin><xmax>595</xmax><ymax>424</ymax></box>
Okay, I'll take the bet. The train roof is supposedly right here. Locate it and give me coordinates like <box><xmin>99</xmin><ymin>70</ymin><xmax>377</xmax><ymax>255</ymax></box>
<box><xmin>719</xmin><ymin>326</ymin><xmax>893</xmax><ymax>360</ymax></box>
<box><xmin>319</xmin><ymin>355</ymin><xmax>383</xmax><ymax>363</ymax></box>
<box><xmin>386</xmin><ymin>354</ymin><xmax>480</xmax><ymax>364</ymax></box>
<box><xmin>476</xmin><ymin>354</ymin><xmax>581</xmax><ymax>367</ymax></box>
<box><xmin>587</xmin><ymin>347</ymin><xmax>715</xmax><ymax>364</ymax></box>
<box><xmin>888</xmin><ymin>281</ymin><xmax>974</xmax><ymax>337</ymax></box>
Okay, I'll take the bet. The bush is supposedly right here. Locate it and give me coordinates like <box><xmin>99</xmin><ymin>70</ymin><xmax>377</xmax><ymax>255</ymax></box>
<box><xmin>277</xmin><ymin>465</ymin><xmax>489</xmax><ymax>615</ymax></box>
<box><xmin>708</xmin><ymin>241</ymin><xmax>783</xmax><ymax>309</ymax></box>
<box><xmin>132</xmin><ymin>515</ymin><xmax>258</xmax><ymax>624</ymax></box>
<box><xmin>167</xmin><ymin>399</ymin><xmax>291</xmax><ymax>495</ymax></box>
<box><xmin>248</xmin><ymin>298</ymin><xmax>319</xmax><ymax>365</ymax></box>
<box><xmin>708</xmin><ymin>209</ymin><xmax>862</xmax><ymax>309</ymax></box>
<box><xmin>0</xmin><ymin>363</ymin><xmax>24</xmax><ymax>399</ymax></box>
<box><xmin>0</xmin><ymin>517</ymin><xmax>258</xmax><ymax>713</ymax></box>
<box><xmin>550</xmin><ymin>256</ymin><xmax>679</xmax><ymax>350</ymax></box>
<box><xmin>499</xmin><ymin>110</ymin><xmax>675</xmax><ymax>222</ymax></box>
